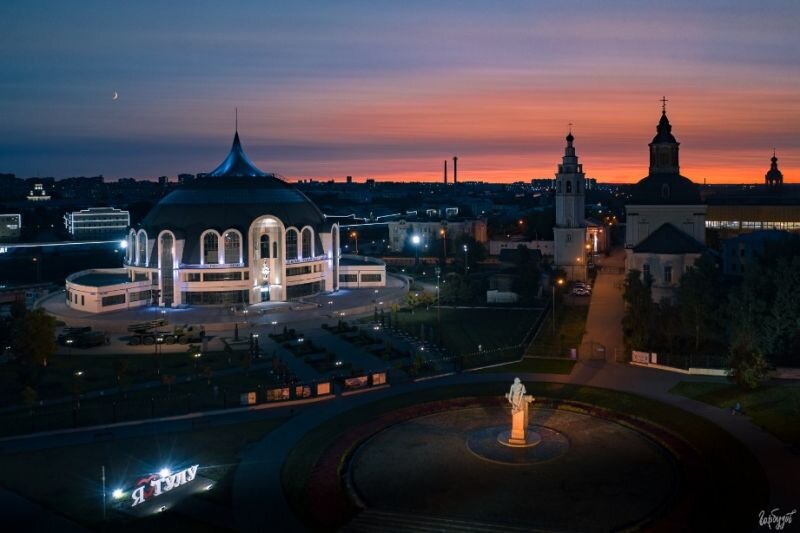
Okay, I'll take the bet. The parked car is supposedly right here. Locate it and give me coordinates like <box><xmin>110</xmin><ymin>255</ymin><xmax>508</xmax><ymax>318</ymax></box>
<box><xmin>571</xmin><ymin>287</ymin><xmax>591</xmax><ymax>296</ymax></box>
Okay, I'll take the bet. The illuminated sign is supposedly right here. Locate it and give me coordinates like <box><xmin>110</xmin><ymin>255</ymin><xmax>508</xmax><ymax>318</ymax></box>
<box><xmin>130</xmin><ymin>465</ymin><xmax>199</xmax><ymax>507</ymax></box>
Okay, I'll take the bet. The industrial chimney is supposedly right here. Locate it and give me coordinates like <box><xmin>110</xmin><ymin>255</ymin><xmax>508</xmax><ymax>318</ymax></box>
<box><xmin>453</xmin><ymin>156</ymin><xmax>458</xmax><ymax>186</ymax></box>
<box><xmin>444</xmin><ymin>160</ymin><xmax>448</xmax><ymax>184</ymax></box>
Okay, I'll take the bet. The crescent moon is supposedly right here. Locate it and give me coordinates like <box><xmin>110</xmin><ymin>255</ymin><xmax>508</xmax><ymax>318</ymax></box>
<box><xmin>112</xmin><ymin>91</ymin><xmax>119</xmax><ymax>101</ymax></box>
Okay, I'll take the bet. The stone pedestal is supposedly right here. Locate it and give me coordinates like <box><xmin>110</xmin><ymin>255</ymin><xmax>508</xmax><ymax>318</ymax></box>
<box><xmin>509</xmin><ymin>401</ymin><xmax>530</xmax><ymax>445</ymax></box>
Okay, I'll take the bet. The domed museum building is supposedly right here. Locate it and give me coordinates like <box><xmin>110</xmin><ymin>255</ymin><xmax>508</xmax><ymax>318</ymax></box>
<box><xmin>65</xmin><ymin>131</ymin><xmax>386</xmax><ymax>313</ymax></box>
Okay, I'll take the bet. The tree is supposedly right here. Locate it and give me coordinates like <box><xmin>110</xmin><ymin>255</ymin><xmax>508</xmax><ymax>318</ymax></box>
<box><xmin>622</xmin><ymin>270</ymin><xmax>655</xmax><ymax>352</ymax></box>
<box><xmin>511</xmin><ymin>245</ymin><xmax>542</xmax><ymax>303</ymax></box>
<box><xmin>12</xmin><ymin>308</ymin><xmax>57</xmax><ymax>371</ymax></box>
<box><xmin>677</xmin><ymin>254</ymin><xmax>722</xmax><ymax>354</ymax></box>
<box><xmin>728</xmin><ymin>338</ymin><xmax>770</xmax><ymax>390</ymax></box>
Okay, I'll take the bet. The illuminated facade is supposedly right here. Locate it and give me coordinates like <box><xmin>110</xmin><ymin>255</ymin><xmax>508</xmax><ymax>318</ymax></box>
<box><xmin>553</xmin><ymin>131</ymin><xmax>588</xmax><ymax>280</ymax></box>
<box><xmin>66</xmin><ymin>130</ymin><xmax>385</xmax><ymax>312</ymax></box>
<box><xmin>625</xmin><ymin>106</ymin><xmax>707</xmax><ymax>302</ymax></box>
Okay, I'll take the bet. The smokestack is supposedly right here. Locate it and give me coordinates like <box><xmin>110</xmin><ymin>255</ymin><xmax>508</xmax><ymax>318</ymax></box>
<box><xmin>444</xmin><ymin>160</ymin><xmax>448</xmax><ymax>184</ymax></box>
<box><xmin>453</xmin><ymin>156</ymin><xmax>458</xmax><ymax>186</ymax></box>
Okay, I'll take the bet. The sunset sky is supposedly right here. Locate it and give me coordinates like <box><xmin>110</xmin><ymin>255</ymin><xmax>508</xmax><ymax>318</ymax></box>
<box><xmin>1</xmin><ymin>0</ymin><xmax>798</xmax><ymax>184</ymax></box>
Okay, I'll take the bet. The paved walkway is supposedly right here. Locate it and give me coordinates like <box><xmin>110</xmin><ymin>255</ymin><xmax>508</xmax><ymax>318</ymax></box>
<box><xmin>231</xmin><ymin>362</ymin><xmax>800</xmax><ymax>532</ymax></box>
<box><xmin>582</xmin><ymin>247</ymin><xmax>626</xmax><ymax>360</ymax></box>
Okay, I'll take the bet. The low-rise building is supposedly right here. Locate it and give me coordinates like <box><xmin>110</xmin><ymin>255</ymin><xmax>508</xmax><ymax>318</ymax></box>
<box><xmin>0</xmin><ymin>214</ymin><xmax>21</xmax><ymax>241</ymax></box>
<box><xmin>64</xmin><ymin>207</ymin><xmax>130</xmax><ymax>239</ymax></box>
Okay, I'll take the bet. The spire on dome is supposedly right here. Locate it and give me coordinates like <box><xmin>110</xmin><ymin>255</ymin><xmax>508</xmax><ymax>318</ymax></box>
<box><xmin>208</xmin><ymin>128</ymin><xmax>269</xmax><ymax>178</ymax></box>
<box><xmin>766</xmin><ymin>150</ymin><xmax>783</xmax><ymax>187</ymax></box>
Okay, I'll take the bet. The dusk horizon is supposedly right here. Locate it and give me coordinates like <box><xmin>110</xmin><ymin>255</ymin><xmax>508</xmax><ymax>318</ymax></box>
<box><xmin>2</xmin><ymin>0</ymin><xmax>798</xmax><ymax>183</ymax></box>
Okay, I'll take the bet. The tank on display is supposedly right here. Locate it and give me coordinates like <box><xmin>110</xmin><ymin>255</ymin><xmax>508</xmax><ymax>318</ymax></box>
<box><xmin>57</xmin><ymin>327</ymin><xmax>107</xmax><ymax>348</ymax></box>
<box><xmin>127</xmin><ymin>319</ymin><xmax>205</xmax><ymax>345</ymax></box>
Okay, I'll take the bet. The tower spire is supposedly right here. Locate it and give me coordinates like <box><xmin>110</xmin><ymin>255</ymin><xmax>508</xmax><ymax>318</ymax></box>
<box><xmin>660</xmin><ymin>96</ymin><xmax>668</xmax><ymax>114</ymax></box>
<box><xmin>235</xmin><ymin>107</ymin><xmax>238</xmax><ymax>133</ymax></box>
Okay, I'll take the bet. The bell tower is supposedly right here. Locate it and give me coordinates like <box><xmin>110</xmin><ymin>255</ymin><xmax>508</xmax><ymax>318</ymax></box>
<box><xmin>553</xmin><ymin>128</ymin><xmax>587</xmax><ymax>280</ymax></box>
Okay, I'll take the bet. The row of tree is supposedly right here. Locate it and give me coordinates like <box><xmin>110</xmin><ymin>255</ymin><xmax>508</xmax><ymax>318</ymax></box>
<box><xmin>622</xmin><ymin>238</ymin><xmax>800</xmax><ymax>388</ymax></box>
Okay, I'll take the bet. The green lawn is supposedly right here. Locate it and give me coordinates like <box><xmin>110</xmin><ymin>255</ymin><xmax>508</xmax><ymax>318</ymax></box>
<box><xmin>282</xmin><ymin>381</ymin><xmax>767</xmax><ymax>532</ymax></box>
<box><xmin>525</xmin><ymin>305</ymin><xmax>588</xmax><ymax>357</ymax></box>
<box><xmin>0</xmin><ymin>347</ymin><xmax>252</xmax><ymax>406</ymax></box>
<box><xmin>392</xmin><ymin>308</ymin><xmax>541</xmax><ymax>355</ymax></box>
<box><xmin>0</xmin><ymin>417</ymin><xmax>285</xmax><ymax>531</ymax></box>
<box><xmin>495</xmin><ymin>356</ymin><xmax>576</xmax><ymax>374</ymax></box>
<box><xmin>670</xmin><ymin>381</ymin><xmax>800</xmax><ymax>446</ymax></box>
<box><xmin>0</xmin><ymin>362</ymin><xmax>292</xmax><ymax>438</ymax></box>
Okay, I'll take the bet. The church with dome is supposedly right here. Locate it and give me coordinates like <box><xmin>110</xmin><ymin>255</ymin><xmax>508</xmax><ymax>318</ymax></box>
<box><xmin>625</xmin><ymin>102</ymin><xmax>707</xmax><ymax>302</ymax></box>
<box><xmin>65</xmin><ymin>130</ymin><xmax>386</xmax><ymax>313</ymax></box>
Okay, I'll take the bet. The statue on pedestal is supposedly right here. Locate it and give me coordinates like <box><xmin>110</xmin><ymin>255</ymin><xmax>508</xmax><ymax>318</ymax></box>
<box><xmin>504</xmin><ymin>377</ymin><xmax>535</xmax><ymax>445</ymax></box>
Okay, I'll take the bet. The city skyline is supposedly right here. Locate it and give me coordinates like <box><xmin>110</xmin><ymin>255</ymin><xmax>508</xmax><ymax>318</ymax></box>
<box><xmin>1</xmin><ymin>0</ymin><xmax>798</xmax><ymax>183</ymax></box>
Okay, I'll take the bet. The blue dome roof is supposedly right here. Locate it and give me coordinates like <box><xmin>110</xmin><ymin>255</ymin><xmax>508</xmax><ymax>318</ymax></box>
<box><xmin>208</xmin><ymin>132</ymin><xmax>269</xmax><ymax>177</ymax></box>
<box><xmin>138</xmin><ymin>132</ymin><xmax>327</xmax><ymax>266</ymax></box>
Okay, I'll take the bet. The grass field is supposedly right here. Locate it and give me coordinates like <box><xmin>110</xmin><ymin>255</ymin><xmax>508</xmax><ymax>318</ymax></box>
<box><xmin>282</xmin><ymin>381</ymin><xmax>768</xmax><ymax>532</ymax></box>
<box><xmin>525</xmin><ymin>305</ymin><xmax>588</xmax><ymax>357</ymax></box>
<box><xmin>670</xmin><ymin>381</ymin><xmax>800</xmax><ymax>446</ymax></box>
<box><xmin>0</xmin><ymin>417</ymin><xmax>285</xmax><ymax>530</ymax></box>
<box><xmin>393</xmin><ymin>308</ymin><xmax>541</xmax><ymax>355</ymax></box>
<box><xmin>0</xmin><ymin>347</ymin><xmax>253</xmax><ymax>406</ymax></box>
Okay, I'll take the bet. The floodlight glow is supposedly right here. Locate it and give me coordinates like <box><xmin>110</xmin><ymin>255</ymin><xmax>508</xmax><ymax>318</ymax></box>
<box><xmin>411</xmin><ymin>235</ymin><xmax>421</xmax><ymax>245</ymax></box>
<box><xmin>159</xmin><ymin>468</ymin><xmax>171</xmax><ymax>478</ymax></box>
<box><xmin>112</xmin><ymin>488</ymin><xmax>124</xmax><ymax>499</ymax></box>
<box><xmin>119</xmin><ymin>240</ymin><xmax>128</xmax><ymax>249</ymax></box>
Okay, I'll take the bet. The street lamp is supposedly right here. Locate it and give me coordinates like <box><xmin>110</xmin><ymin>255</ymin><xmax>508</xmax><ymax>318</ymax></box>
<box><xmin>463</xmin><ymin>244</ymin><xmax>469</xmax><ymax>276</ymax></box>
<box><xmin>32</xmin><ymin>256</ymin><xmax>40</xmax><ymax>283</ymax></box>
<box><xmin>350</xmin><ymin>231</ymin><xmax>359</xmax><ymax>254</ymax></box>
<box><xmin>411</xmin><ymin>234</ymin><xmax>421</xmax><ymax>269</ymax></box>
<box><xmin>552</xmin><ymin>278</ymin><xmax>564</xmax><ymax>333</ymax></box>
<box><xmin>439</xmin><ymin>228</ymin><xmax>447</xmax><ymax>257</ymax></box>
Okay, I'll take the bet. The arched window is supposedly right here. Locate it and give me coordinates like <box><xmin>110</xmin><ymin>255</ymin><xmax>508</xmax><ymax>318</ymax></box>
<box><xmin>127</xmin><ymin>231</ymin><xmax>135</xmax><ymax>263</ymax></box>
<box><xmin>661</xmin><ymin>184</ymin><xmax>671</xmax><ymax>199</ymax></box>
<box><xmin>273</xmin><ymin>241</ymin><xmax>278</xmax><ymax>258</ymax></box>
<box><xmin>566</xmin><ymin>181</ymin><xmax>572</xmax><ymax>193</ymax></box>
<box><xmin>137</xmin><ymin>231</ymin><xmax>147</xmax><ymax>265</ymax></box>
<box><xmin>286</xmin><ymin>229</ymin><xmax>298</xmax><ymax>260</ymax></box>
<box><xmin>223</xmin><ymin>231</ymin><xmax>240</xmax><ymax>264</ymax></box>
<box><xmin>557</xmin><ymin>180</ymin><xmax>561</xmax><ymax>192</ymax></box>
<box><xmin>566</xmin><ymin>234</ymin><xmax>572</xmax><ymax>242</ymax></box>
<box><xmin>160</xmin><ymin>232</ymin><xmax>175</xmax><ymax>306</ymax></box>
<box><xmin>203</xmin><ymin>232</ymin><xmax>219</xmax><ymax>264</ymax></box>
<box><xmin>260</xmin><ymin>234</ymin><xmax>270</xmax><ymax>258</ymax></box>
<box><xmin>301</xmin><ymin>228</ymin><xmax>313</xmax><ymax>258</ymax></box>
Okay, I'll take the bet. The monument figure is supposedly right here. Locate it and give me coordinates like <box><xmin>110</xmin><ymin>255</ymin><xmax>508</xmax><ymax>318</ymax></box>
<box><xmin>504</xmin><ymin>377</ymin><xmax>536</xmax><ymax>446</ymax></box>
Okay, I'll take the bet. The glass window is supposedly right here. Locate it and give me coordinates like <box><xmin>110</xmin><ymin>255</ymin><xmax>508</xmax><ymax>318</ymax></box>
<box><xmin>260</xmin><ymin>234</ymin><xmax>270</xmax><ymax>258</ymax></box>
<box><xmin>361</xmin><ymin>273</ymin><xmax>382</xmax><ymax>282</ymax></box>
<box><xmin>642</xmin><ymin>264</ymin><xmax>650</xmax><ymax>282</ymax></box>
<box><xmin>301</xmin><ymin>228</ymin><xmax>312</xmax><ymax>258</ymax></box>
<box><xmin>137</xmin><ymin>232</ymin><xmax>147</xmax><ymax>264</ymax></box>
<box><xmin>203</xmin><ymin>271</ymin><xmax>243</xmax><ymax>281</ymax></box>
<box><xmin>286</xmin><ymin>229</ymin><xmax>298</xmax><ymax>259</ymax></box>
<box><xmin>223</xmin><ymin>231</ymin><xmax>240</xmax><ymax>264</ymax></box>
<box><xmin>286</xmin><ymin>265</ymin><xmax>312</xmax><ymax>277</ymax></box>
<box><xmin>203</xmin><ymin>232</ymin><xmax>219</xmax><ymax>264</ymax></box>
<box><xmin>102</xmin><ymin>294</ymin><xmax>126</xmax><ymax>306</ymax></box>
<box><xmin>339</xmin><ymin>274</ymin><xmax>358</xmax><ymax>282</ymax></box>
<box><xmin>664</xmin><ymin>265</ymin><xmax>672</xmax><ymax>284</ymax></box>
<box><xmin>186</xmin><ymin>273</ymin><xmax>201</xmax><ymax>282</ymax></box>
<box><xmin>566</xmin><ymin>181</ymin><xmax>572</xmax><ymax>193</ymax></box>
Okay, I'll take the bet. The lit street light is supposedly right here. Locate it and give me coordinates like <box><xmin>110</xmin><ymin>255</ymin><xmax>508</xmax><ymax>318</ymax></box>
<box><xmin>552</xmin><ymin>278</ymin><xmax>564</xmax><ymax>333</ymax></box>
<box><xmin>411</xmin><ymin>234</ymin><xmax>421</xmax><ymax>269</ymax></box>
<box><xmin>463</xmin><ymin>244</ymin><xmax>469</xmax><ymax>276</ymax></box>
